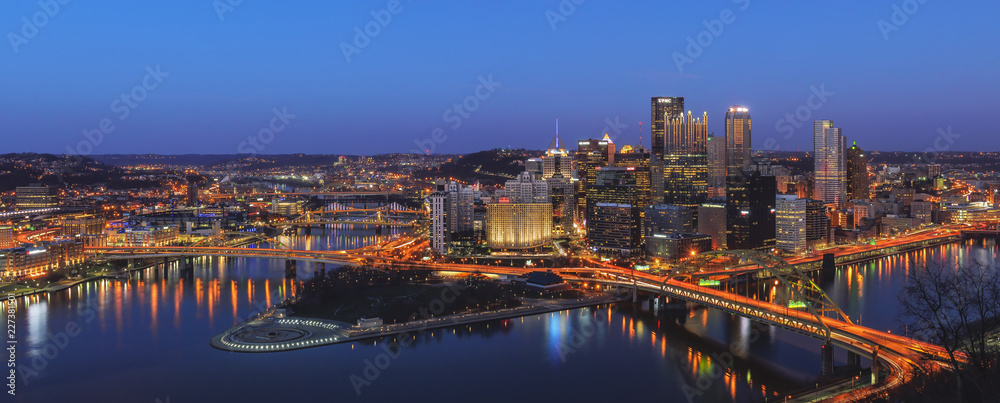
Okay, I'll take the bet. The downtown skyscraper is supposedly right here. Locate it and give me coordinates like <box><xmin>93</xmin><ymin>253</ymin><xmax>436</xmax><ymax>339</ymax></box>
<box><xmin>650</xmin><ymin>97</ymin><xmax>685</xmax><ymax>158</ymax></box>
<box><xmin>724</xmin><ymin>106</ymin><xmax>751</xmax><ymax>178</ymax></box>
<box><xmin>813</xmin><ymin>120</ymin><xmax>846</xmax><ymax>208</ymax></box>
<box><xmin>661</xmin><ymin>110</ymin><xmax>709</xmax><ymax>208</ymax></box>
<box><xmin>845</xmin><ymin>141</ymin><xmax>870</xmax><ymax>201</ymax></box>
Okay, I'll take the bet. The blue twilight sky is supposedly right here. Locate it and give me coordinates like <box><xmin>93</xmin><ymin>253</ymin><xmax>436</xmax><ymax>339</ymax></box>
<box><xmin>1</xmin><ymin>1</ymin><xmax>997</xmax><ymax>156</ymax></box>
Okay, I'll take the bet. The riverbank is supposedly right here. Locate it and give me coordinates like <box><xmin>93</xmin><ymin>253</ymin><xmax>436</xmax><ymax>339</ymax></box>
<box><xmin>210</xmin><ymin>292</ymin><xmax>623</xmax><ymax>353</ymax></box>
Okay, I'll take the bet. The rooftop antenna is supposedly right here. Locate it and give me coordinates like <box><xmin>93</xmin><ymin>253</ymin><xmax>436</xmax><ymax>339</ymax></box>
<box><xmin>639</xmin><ymin>122</ymin><xmax>643</xmax><ymax>148</ymax></box>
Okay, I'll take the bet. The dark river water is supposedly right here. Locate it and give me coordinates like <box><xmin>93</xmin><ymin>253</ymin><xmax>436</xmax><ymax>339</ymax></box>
<box><xmin>6</xmin><ymin>227</ymin><xmax>998</xmax><ymax>403</ymax></box>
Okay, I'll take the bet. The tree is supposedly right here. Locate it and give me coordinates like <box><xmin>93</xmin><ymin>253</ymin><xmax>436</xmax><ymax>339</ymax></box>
<box><xmin>897</xmin><ymin>259</ymin><xmax>1000</xmax><ymax>401</ymax></box>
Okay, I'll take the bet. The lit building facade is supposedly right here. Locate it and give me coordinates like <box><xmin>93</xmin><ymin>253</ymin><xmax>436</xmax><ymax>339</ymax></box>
<box><xmin>125</xmin><ymin>225</ymin><xmax>179</xmax><ymax>247</ymax></box>
<box><xmin>486</xmin><ymin>202</ymin><xmax>552</xmax><ymax>250</ymax></box>
<box><xmin>775</xmin><ymin>195</ymin><xmax>806</xmax><ymax>254</ymax></box>
<box><xmin>0</xmin><ymin>239</ymin><xmax>84</xmax><ymax>281</ymax></box>
<box><xmin>813</xmin><ymin>120</ymin><xmax>846</xmax><ymax>208</ymax></box>
<box><xmin>15</xmin><ymin>184</ymin><xmax>58</xmax><ymax>209</ymax></box>
<box><xmin>646</xmin><ymin>233</ymin><xmax>712</xmax><ymax>262</ymax></box>
<box><xmin>662</xmin><ymin>111</ymin><xmax>709</xmax><ymax>208</ymax></box>
<box><xmin>725</xmin><ymin>106</ymin><xmax>751</xmax><ymax>178</ymax></box>
<box><xmin>697</xmin><ymin>202</ymin><xmax>727</xmax><ymax>250</ymax></box>
<box><xmin>587</xmin><ymin>203</ymin><xmax>642</xmax><ymax>255</ymax></box>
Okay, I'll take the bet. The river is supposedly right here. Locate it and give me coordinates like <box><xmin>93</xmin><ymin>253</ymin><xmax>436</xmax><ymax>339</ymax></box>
<box><xmin>7</xmin><ymin>228</ymin><xmax>997</xmax><ymax>403</ymax></box>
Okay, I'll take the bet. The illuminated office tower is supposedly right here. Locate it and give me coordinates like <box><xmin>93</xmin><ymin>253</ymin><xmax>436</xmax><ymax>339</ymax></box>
<box><xmin>813</xmin><ymin>120</ymin><xmax>846</xmax><ymax>208</ymax></box>
<box><xmin>806</xmin><ymin>198</ymin><xmax>830</xmax><ymax>245</ymax></box>
<box><xmin>845</xmin><ymin>141</ymin><xmax>870</xmax><ymax>201</ymax></box>
<box><xmin>542</xmin><ymin>123</ymin><xmax>573</xmax><ymax>180</ymax></box>
<box><xmin>651</xmin><ymin>97</ymin><xmax>685</xmax><ymax>203</ymax></box>
<box><xmin>613</xmin><ymin>145</ymin><xmax>652</xmax><ymax>210</ymax></box>
<box><xmin>585</xmin><ymin>167</ymin><xmax>641</xmax><ymax>218</ymax></box>
<box><xmin>588</xmin><ymin>203</ymin><xmax>642</xmax><ymax>255</ymax></box>
<box><xmin>662</xmin><ymin>111</ymin><xmax>709</xmax><ymax>208</ymax></box>
<box><xmin>15</xmin><ymin>184</ymin><xmax>58</xmax><ymax>209</ymax></box>
<box><xmin>543</xmin><ymin>129</ymin><xmax>575</xmax><ymax>235</ymax></box>
<box><xmin>775</xmin><ymin>195</ymin><xmax>807</xmax><ymax>253</ymax></box>
<box><xmin>725</xmin><ymin>106</ymin><xmax>751</xmax><ymax>177</ymax></box>
<box><xmin>726</xmin><ymin>174</ymin><xmax>776</xmax><ymax>252</ymax></box>
<box><xmin>504</xmin><ymin>172</ymin><xmax>549</xmax><ymax>204</ymax></box>
<box><xmin>707</xmin><ymin>134</ymin><xmax>727</xmax><ymax>189</ymax></box>
<box><xmin>429</xmin><ymin>181</ymin><xmax>476</xmax><ymax>254</ymax></box>
<box><xmin>576</xmin><ymin>137</ymin><xmax>615</xmax><ymax>219</ymax></box>
<box><xmin>651</xmin><ymin>97</ymin><xmax>685</xmax><ymax>157</ymax></box>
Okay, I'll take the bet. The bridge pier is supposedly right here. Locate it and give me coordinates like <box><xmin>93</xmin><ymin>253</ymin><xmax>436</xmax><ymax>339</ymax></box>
<box><xmin>285</xmin><ymin>260</ymin><xmax>297</xmax><ymax>279</ymax></box>
<box><xmin>821</xmin><ymin>341</ymin><xmax>834</xmax><ymax>376</ymax></box>
<box><xmin>847</xmin><ymin>350</ymin><xmax>862</xmax><ymax>369</ymax></box>
<box><xmin>871</xmin><ymin>346</ymin><xmax>881</xmax><ymax>385</ymax></box>
<box><xmin>127</xmin><ymin>258</ymin><xmax>134</xmax><ymax>268</ymax></box>
<box><xmin>823</xmin><ymin>253</ymin><xmax>835</xmax><ymax>271</ymax></box>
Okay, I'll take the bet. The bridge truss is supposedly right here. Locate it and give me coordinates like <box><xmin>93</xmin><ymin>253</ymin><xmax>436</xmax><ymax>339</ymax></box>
<box><xmin>669</xmin><ymin>250</ymin><xmax>853</xmax><ymax>340</ymax></box>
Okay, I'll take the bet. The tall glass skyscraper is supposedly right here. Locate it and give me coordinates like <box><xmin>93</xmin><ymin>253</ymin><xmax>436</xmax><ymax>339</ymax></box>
<box><xmin>724</xmin><ymin>106</ymin><xmax>751</xmax><ymax>178</ymax></box>
<box><xmin>650</xmin><ymin>97</ymin><xmax>685</xmax><ymax>157</ymax></box>
<box><xmin>813</xmin><ymin>120</ymin><xmax>846</xmax><ymax>208</ymax></box>
<box><xmin>662</xmin><ymin>111</ymin><xmax>708</xmax><ymax>208</ymax></box>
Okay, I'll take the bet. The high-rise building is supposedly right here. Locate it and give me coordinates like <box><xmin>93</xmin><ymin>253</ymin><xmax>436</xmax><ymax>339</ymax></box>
<box><xmin>503</xmin><ymin>172</ymin><xmax>549</xmax><ymax>204</ymax></box>
<box><xmin>725</xmin><ymin>106</ymin><xmax>751</xmax><ymax>178</ymax></box>
<box><xmin>541</xmin><ymin>132</ymin><xmax>576</xmax><ymax>235</ymax></box>
<box><xmin>643</xmin><ymin>204</ymin><xmax>694</xmax><ymax>236</ymax></box>
<box><xmin>613</xmin><ymin>145</ymin><xmax>652</xmax><ymax>211</ymax></box>
<box><xmin>806</xmin><ymin>198</ymin><xmax>830</xmax><ymax>245</ymax></box>
<box><xmin>577</xmin><ymin>138</ymin><xmax>615</xmax><ymax>219</ymax></box>
<box><xmin>845</xmin><ymin>141</ymin><xmax>870</xmax><ymax>201</ymax></box>
<box><xmin>698</xmin><ymin>201</ymin><xmax>727</xmax><ymax>250</ymax></box>
<box><xmin>187</xmin><ymin>183</ymin><xmax>199</xmax><ymax>206</ymax></box>
<box><xmin>429</xmin><ymin>181</ymin><xmax>476</xmax><ymax>254</ymax></box>
<box><xmin>775</xmin><ymin>195</ymin><xmax>807</xmax><ymax>254</ymax></box>
<box><xmin>542</xmin><ymin>128</ymin><xmax>573</xmax><ymax>180</ymax></box>
<box><xmin>707</xmin><ymin>134</ymin><xmax>727</xmax><ymax>189</ymax></box>
<box><xmin>651</xmin><ymin>97</ymin><xmax>685</xmax><ymax>157</ymax></box>
<box><xmin>588</xmin><ymin>203</ymin><xmax>642</xmax><ymax>255</ymax></box>
<box><xmin>586</xmin><ymin>167</ymin><xmax>641</xmax><ymax>218</ymax></box>
<box><xmin>486</xmin><ymin>202</ymin><xmax>552</xmax><ymax>250</ymax></box>
<box><xmin>726</xmin><ymin>174</ymin><xmax>776</xmax><ymax>251</ymax></box>
<box><xmin>662</xmin><ymin>111</ymin><xmax>709</xmax><ymax>208</ymax></box>
<box><xmin>813</xmin><ymin>120</ymin><xmax>846</xmax><ymax>208</ymax></box>
<box><xmin>15</xmin><ymin>184</ymin><xmax>58</xmax><ymax>210</ymax></box>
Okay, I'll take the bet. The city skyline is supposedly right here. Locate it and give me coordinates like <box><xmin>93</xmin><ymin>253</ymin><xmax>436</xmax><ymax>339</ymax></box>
<box><xmin>3</xmin><ymin>1</ymin><xmax>996</xmax><ymax>155</ymax></box>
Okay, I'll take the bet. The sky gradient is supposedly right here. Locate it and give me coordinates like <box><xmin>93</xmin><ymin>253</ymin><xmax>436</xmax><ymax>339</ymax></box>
<box><xmin>2</xmin><ymin>0</ymin><xmax>997</xmax><ymax>155</ymax></box>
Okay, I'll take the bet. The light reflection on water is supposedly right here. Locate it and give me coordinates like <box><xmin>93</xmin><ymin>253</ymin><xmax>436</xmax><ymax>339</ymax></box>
<box><xmin>5</xmin><ymin>233</ymin><xmax>998</xmax><ymax>402</ymax></box>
